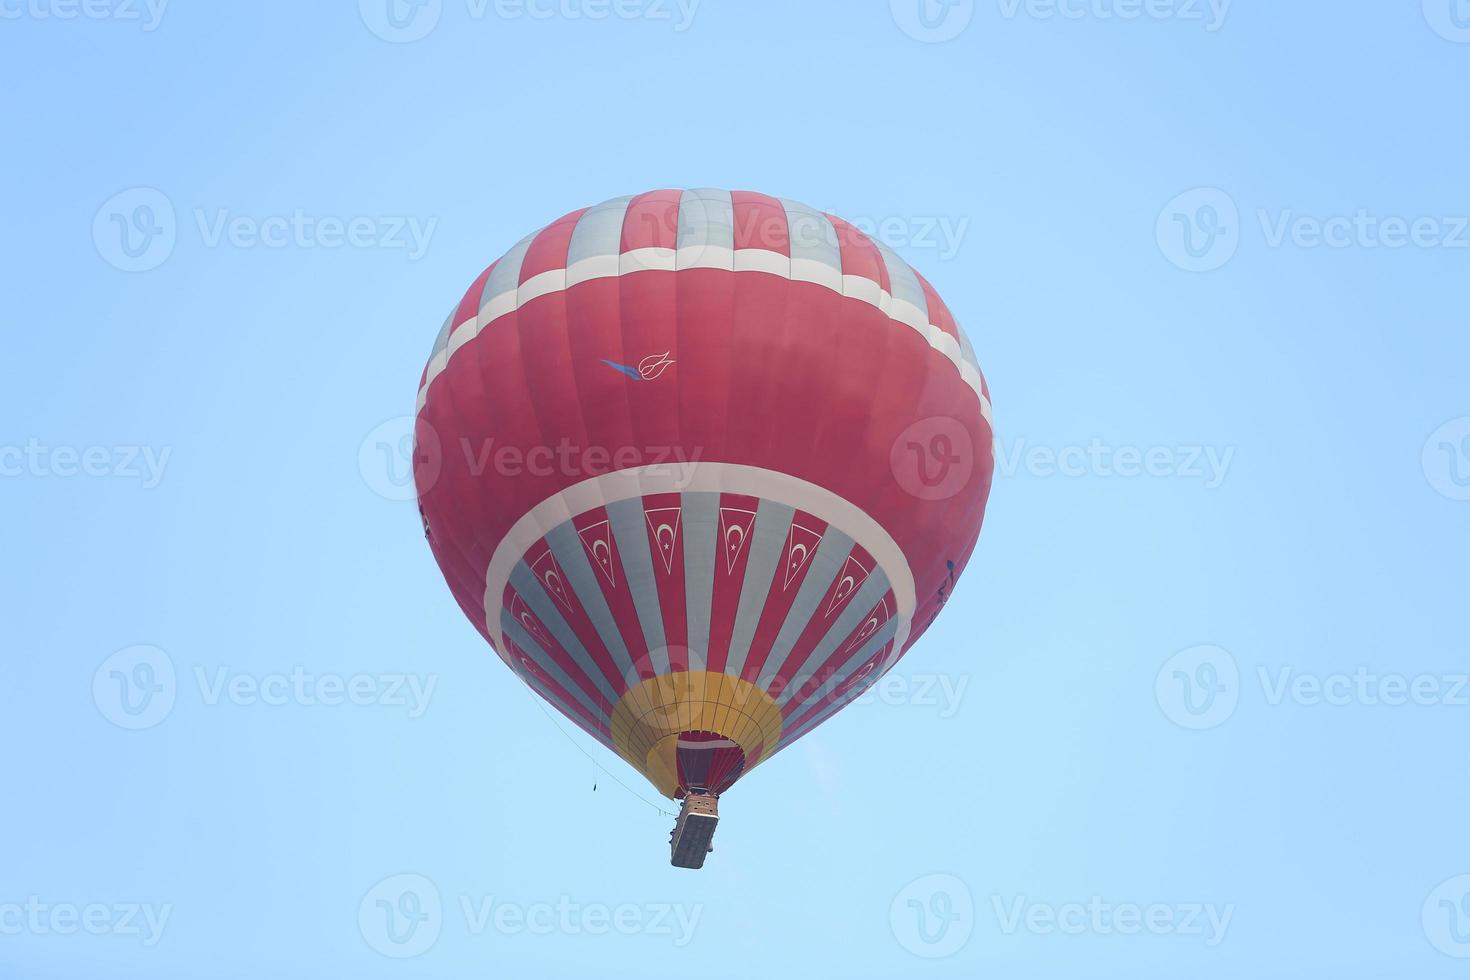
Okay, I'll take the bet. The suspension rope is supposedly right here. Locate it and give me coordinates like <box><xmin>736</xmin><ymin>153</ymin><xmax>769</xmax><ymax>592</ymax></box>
<box><xmin>523</xmin><ymin>689</ymin><xmax>676</xmax><ymax>818</ymax></box>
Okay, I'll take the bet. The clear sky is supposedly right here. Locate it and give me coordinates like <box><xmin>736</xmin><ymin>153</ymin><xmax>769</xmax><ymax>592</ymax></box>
<box><xmin>3</xmin><ymin>2</ymin><xmax>1469</xmax><ymax>977</ymax></box>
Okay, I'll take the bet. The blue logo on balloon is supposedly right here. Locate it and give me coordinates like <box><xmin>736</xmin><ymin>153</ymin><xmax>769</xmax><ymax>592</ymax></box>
<box><xmin>603</xmin><ymin>352</ymin><xmax>675</xmax><ymax>381</ymax></box>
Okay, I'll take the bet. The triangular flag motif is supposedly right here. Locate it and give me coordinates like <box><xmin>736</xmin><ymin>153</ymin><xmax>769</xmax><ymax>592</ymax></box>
<box><xmin>845</xmin><ymin>597</ymin><xmax>891</xmax><ymax>654</ymax></box>
<box><xmin>782</xmin><ymin>522</ymin><xmax>824</xmax><ymax>590</ymax></box>
<box><xmin>515</xmin><ymin>647</ymin><xmax>547</xmax><ymax>685</ymax></box>
<box><xmin>644</xmin><ymin>507</ymin><xmax>682</xmax><ymax>575</ymax></box>
<box><xmin>530</xmin><ymin>548</ymin><xmax>574</xmax><ymax>610</ymax></box>
<box><xmin>718</xmin><ymin>507</ymin><xmax>758</xmax><ymax>574</ymax></box>
<box><xmin>824</xmin><ymin>554</ymin><xmax>873</xmax><ymax>617</ymax></box>
<box><xmin>576</xmin><ymin>520</ymin><xmax>617</xmax><ymax>587</ymax></box>
<box><xmin>845</xmin><ymin>657</ymin><xmax>880</xmax><ymax>693</ymax></box>
<box><xmin>510</xmin><ymin>593</ymin><xmax>546</xmax><ymax>645</ymax></box>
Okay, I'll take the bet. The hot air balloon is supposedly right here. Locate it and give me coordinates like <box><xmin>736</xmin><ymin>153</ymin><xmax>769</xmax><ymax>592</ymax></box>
<box><xmin>414</xmin><ymin>189</ymin><xmax>993</xmax><ymax>867</ymax></box>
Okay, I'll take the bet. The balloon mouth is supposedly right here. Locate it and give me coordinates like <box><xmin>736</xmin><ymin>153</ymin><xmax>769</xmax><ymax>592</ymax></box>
<box><xmin>609</xmin><ymin>671</ymin><xmax>783</xmax><ymax>799</ymax></box>
<box><xmin>647</xmin><ymin>732</ymin><xmax>745</xmax><ymax>798</ymax></box>
<box><xmin>670</xmin><ymin>731</ymin><xmax>747</xmax><ymax>797</ymax></box>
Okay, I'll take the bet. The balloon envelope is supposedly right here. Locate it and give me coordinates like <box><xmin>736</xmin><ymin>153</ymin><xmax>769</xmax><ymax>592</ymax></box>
<box><xmin>415</xmin><ymin>189</ymin><xmax>993</xmax><ymax>799</ymax></box>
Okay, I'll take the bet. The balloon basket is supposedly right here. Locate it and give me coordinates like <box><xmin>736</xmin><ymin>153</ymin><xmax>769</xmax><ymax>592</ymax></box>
<box><xmin>669</xmin><ymin>791</ymin><xmax>719</xmax><ymax>869</ymax></box>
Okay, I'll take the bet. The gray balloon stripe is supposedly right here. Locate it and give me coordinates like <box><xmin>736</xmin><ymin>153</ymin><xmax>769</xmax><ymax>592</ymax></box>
<box><xmin>500</xmin><ymin>609</ymin><xmax>611</xmax><ymax>725</ymax></box>
<box><xmin>680</xmin><ymin>491</ymin><xmax>719</xmax><ymax>673</ymax></box>
<box><xmin>777</xmin><ymin>620</ymin><xmax>900</xmax><ymax>745</ymax></box>
<box><xmin>752</xmin><ymin>526</ymin><xmax>856</xmax><ymax>692</ymax></box>
<box><xmin>545</xmin><ymin>521</ymin><xmax>640</xmax><ymax>686</ymax></box>
<box><xmin>774</xmin><ymin>571</ymin><xmax>893</xmax><ymax>709</ymax></box>
<box><xmin>607</xmin><ymin>498</ymin><xmax>670</xmax><ymax>675</ymax></box>
<box><xmin>506</xmin><ymin>561</ymin><xmax>620</xmax><ymax>708</ymax></box>
<box><xmin>721</xmin><ymin>500</ymin><xmax>794</xmax><ymax>679</ymax></box>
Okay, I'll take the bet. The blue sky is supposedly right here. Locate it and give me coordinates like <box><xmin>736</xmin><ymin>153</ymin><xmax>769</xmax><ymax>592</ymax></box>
<box><xmin>3</xmin><ymin>2</ymin><xmax>1469</xmax><ymax>977</ymax></box>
